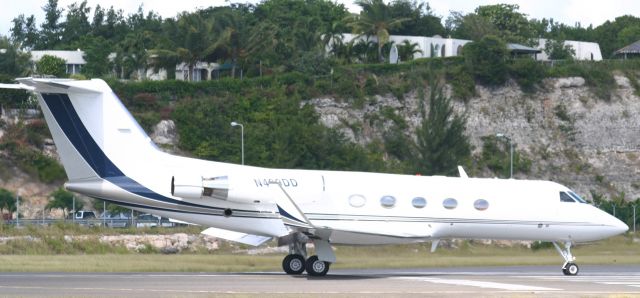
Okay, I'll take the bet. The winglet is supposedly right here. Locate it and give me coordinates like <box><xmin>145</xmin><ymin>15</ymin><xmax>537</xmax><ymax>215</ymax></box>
<box><xmin>458</xmin><ymin>166</ymin><xmax>468</xmax><ymax>178</ymax></box>
<box><xmin>270</xmin><ymin>180</ymin><xmax>314</xmax><ymax>228</ymax></box>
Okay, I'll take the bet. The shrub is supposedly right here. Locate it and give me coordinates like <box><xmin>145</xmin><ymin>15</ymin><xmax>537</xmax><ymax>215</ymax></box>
<box><xmin>463</xmin><ymin>35</ymin><xmax>508</xmax><ymax>86</ymax></box>
<box><xmin>508</xmin><ymin>58</ymin><xmax>547</xmax><ymax>93</ymax></box>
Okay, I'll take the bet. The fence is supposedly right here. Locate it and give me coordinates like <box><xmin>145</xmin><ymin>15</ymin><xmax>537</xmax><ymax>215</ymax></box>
<box><xmin>2</xmin><ymin>218</ymin><xmax>178</xmax><ymax>229</ymax></box>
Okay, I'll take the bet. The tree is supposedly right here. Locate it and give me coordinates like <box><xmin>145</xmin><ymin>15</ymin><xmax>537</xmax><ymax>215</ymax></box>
<box><xmin>463</xmin><ymin>35</ymin><xmax>508</xmax><ymax>86</ymax></box>
<box><xmin>397</xmin><ymin>39</ymin><xmax>422</xmax><ymax>61</ymax></box>
<box><xmin>347</xmin><ymin>0</ymin><xmax>409</xmax><ymax>62</ymax></box>
<box><xmin>414</xmin><ymin>80</ymin><xmax>471</xmax><ymax>176</ymax></box>
<box><xmin>446</xmin><ymin>12</ymin><xmax>498</xmax><ymax>41</ymax></box>
<box><xmin>46</xmin><ymin>187</ymin><xmax>80</xmax><ymax>218</ymax></box>
<box><xmin>36</xmin><ymin>54</ymin><xmax>66</xmax><ymax>77</ymax></box>
<box><xmin>544</xmin><ymin>39</ymin><xmax>576</xmax><ymax>60</ymax></box>
<box><xmin>10</xmin><ymin>14</ymin><xmax>39</xmax><ymax>49</ymax></box>
<box><xmin>207</xmin><ymin>7</ymin><xmax>251</xmax><ymax>78</ymax></box>
<box><xmin>79</xmin><ymin>36</ymin><xmax>112</xmax><ymax>77</ymax></box>
<box><xmin>388</xmin><ymin>0</ymin><xmax>444</xmax><ymax>36</ymax></box>
<box><xmin>0</xmin><ymin>36</ymin><xmax>32</xmax><ymax>77</ymax></box>
<box><xmin>0</xmin><ymin>188</ymin><xmax>17</xmax><ymax>214</ymax></box>
<box><xmin>475</xmin><ymin>4</ymin><xmax>532</xmax><ymax>44</ymax></box>
<box><xmin>60</xmin><ymin>0</ymin><xmax>91</xmax><ymax>46</ymax></box>
<box><xmin>40</xmin><ymin>0</ymin><xmax>64</xmax><ymax>49</ymax></box>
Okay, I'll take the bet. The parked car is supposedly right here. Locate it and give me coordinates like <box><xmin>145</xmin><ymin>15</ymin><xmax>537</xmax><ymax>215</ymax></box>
<box><xmin>72</xmin><ymin>210</ymin><xmax>96</xmax><ymax>220</ymax></box>
<box><xmin>99</xmin><ymin>211</ymin><xmax>131</xmax><ymax>228</ymax></box>
<box><xmin>136</xmin><ymin>213</ymin><xmax>174</xmax><ymax>228</ymax></box>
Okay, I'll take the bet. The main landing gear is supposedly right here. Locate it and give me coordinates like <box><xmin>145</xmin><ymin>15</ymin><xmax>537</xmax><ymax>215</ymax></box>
<box><xmin>553</xmin><ymin>241</ymin><xmax>579</xmax><ymax>276</ymax></box>
<box><xmin>282</xmin><ymin>254</ymin><xmax>331</xmax><ymax>276</ymax></box>
<box><xmin>280</xmin><ymin>232</ymin><xmax>332</xmax><ymax>277</ymax></box>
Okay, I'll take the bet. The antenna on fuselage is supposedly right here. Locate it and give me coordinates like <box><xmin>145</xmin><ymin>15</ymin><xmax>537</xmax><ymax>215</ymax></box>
<box><xmin>457</xmin><ymin>166</ymin><xmax>468</xmax><ymax>178</ymax></box>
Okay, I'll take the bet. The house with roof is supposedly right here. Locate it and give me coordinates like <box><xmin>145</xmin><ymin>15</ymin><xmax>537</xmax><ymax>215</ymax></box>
<box><xmin>31</xmin><ymin>50</ymin><xmax>86</xmax><ymax>75</ymax></box>
<box><xmin>613</xmin><ymin>40</ymin><xmax>640</xmax><ymax>59</ymax></box>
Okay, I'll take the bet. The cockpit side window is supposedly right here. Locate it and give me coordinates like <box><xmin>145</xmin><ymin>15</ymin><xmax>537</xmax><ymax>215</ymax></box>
<box><xmin>568</xmin><ymin>191</ymin><xmax>587</xmax><ymax>203</ymax></box>
<box><xmin>560</xmin><ymin>192</ymin><xmax>575</xmax><ymax>203</ymax></box>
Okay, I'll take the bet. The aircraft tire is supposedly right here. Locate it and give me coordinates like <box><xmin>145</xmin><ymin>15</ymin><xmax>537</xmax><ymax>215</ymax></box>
<box><xmin>282</xmin><ymin>254</ymin><xmax>305</xmax><ymax>275</ymax></box>
<box><xmin>305</xmin><ymin>255</ymin><xmax>330</xmax><ymax>277</ymax></box>
<box><xmin>563</xmin><ymin>263</ymin><xmax>579</xmax><ymax>276</ymax></box>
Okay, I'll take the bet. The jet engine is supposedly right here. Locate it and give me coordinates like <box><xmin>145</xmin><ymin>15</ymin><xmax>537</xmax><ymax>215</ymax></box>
<box><xmin>170</xmin><ymin>175</ymin><xmax>259</xmax><ymax>204</ymax></box>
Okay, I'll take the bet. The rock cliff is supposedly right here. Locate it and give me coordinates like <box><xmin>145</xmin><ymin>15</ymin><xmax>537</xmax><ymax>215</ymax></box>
<box><xmin>310</xmin><ymin>75</ymin><xmax>640</xmax><ymax>200</ymax></box>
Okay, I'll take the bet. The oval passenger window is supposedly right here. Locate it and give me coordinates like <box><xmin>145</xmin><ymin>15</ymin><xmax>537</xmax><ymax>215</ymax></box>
<box><xmin>443</xmin><ymin>198</ymin><xmax>457</xmax><ymax>209</ymax></box>
<box><xmin>349</xmin><ymin>195</ymin><xmax>366</xmax><ymax>208</ymax></box>
<box><xmin>474</xmin><ymin>199</ymin><xmax>489</xmax><ymax>211</ymax></box>
<box><xmin>412</xmin><ymin>197</ymin><xmax>427</xmax><ymax>208</ymax></box>
<box><xmin>380</xmin><ymin>195</ymin><xmax>396</xmax><ymax>208</ymax></box>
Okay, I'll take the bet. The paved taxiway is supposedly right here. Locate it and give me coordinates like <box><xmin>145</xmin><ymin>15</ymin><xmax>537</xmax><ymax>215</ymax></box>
<box><xmin>0</xmin><ymin>265</ymin><xmax>638</xmax><ymax>297</ymax></box>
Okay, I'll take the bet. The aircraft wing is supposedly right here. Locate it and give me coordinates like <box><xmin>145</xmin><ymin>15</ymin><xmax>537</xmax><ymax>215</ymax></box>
<box><xmin>201</xmin><ymin>227</ymin><xmax>272</xmax><ymax>246</ymax></box>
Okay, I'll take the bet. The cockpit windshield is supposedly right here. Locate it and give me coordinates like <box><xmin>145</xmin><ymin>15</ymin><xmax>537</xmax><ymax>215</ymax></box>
<box><xmin>568</xmin><ymin>191</ymin><xmax>587</xmax><ymax>203</ymax></box>
<box><xmin>560</xmin><ymin>191</ymin><xmax>588</xmax><ymax>203</ymax></box>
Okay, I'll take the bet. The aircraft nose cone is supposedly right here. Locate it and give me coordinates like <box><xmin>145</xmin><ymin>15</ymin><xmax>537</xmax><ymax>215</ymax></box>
<box><xmin>609</xmin><ymin>215</ymin><xmax>628</xmax><ymax>235</ymax></box>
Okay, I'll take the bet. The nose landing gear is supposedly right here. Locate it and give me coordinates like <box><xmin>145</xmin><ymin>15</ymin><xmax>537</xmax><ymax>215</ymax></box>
<box><xmin>553</xmin><ymin>241</ymin><xmax>579</xmax><ymax>276</ymax></box>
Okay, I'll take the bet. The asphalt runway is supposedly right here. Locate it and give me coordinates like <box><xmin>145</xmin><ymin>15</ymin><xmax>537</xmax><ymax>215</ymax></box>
<box><xmin>0</xmin><ymin>265</ymin><xmax>639</xmax><ymax>297</ymax></box>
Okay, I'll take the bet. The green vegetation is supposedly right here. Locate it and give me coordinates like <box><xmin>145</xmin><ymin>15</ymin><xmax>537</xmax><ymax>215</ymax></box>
<box><xmin>35</xmin><ymin>54</ymin><xmax>66</xmax><ymax>77</ymax></box>
<box><xmin>414</xmin><ymin>80</ymin><xmax>470</xmax><ymax>176</ymax></box>
<box><xmin>476</xmin><ymin>136</ymin><xmax>531</xmax><ymax>178</ymax></box>
<box><xmin>0</xmin><ymin>188</ymin><xmax>17</xmax><ymax>213</ymax></box>
<box><xmin>46</xmin><ymin>188</ymin><xmax>79</xmax><ymax>217</ymax></box>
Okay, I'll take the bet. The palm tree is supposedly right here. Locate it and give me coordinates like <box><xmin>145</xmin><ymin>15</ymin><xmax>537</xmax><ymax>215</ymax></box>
<box><xmin>207</xmin><ymin>9</ymin><xmax>249</xmax><ymax>78</ymax></box>
<box><xmin>321</xmin><ymin>20</ymin><xmax>347</xmax><ymax>55</ymax></box>
<box><xmin>397</xmin><ymin>40</ymin><xmax>423</xmax><ymax>61</ymax></box>
<box><xmin>346</xmin><ymin>0</ymin><xmax>409</xmax><ymax>62</ymax></box>
<box><xmin>153</xmin><ymin>12</ymin><xmax>217</xmax><ymax>81</ymax></box>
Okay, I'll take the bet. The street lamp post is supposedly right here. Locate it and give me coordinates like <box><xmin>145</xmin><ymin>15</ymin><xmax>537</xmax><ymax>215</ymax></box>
<box><xmin>496</xmin><ymin>133</ymin><xmax>513</xmax><ymax>179</ymax></box>
<box><xmin>230</xmin><ymin>121</ymin><xmax>244</xmax><ymax>165</ymax></box>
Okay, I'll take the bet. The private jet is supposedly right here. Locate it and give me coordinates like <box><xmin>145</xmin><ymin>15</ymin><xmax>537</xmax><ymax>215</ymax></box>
<box><xmin>0</xmin><ymin>78</ymin><xmax>627</xmax><ymax>276</ymax></box>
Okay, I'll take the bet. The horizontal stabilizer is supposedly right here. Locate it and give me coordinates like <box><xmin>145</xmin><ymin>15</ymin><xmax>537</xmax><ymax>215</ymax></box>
<box><xmin>201</xmin><ymin>227</ymin><xmax>272</xmax><ymax>246</ymax></box>
<box><xmin>0</xmin><ymin>83</ymin><xmax>35</xmax><ymax>90</ymax></box>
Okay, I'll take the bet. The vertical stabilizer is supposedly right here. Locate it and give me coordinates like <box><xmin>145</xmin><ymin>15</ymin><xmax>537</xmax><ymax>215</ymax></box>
<box><xmin>15</xmin><ymin>78</ymin><xmax>158</xmax><ymax>181</ymax></box>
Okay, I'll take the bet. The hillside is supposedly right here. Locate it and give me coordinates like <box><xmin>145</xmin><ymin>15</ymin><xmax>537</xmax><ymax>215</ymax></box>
<box><xmin>311</xmin><ymin>75</ymin><xmax>640</xmax><ymax>200</ymax></box>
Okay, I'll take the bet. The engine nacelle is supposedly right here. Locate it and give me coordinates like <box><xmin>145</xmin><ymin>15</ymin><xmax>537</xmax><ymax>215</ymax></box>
<box><xmin>171</xmin><ymin>175</ymin><xmax>258</xmax><ymax>204</ymax></box>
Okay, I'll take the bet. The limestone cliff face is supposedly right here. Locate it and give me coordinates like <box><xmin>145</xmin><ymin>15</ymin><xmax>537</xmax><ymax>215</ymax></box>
<box><xmin>310</xmin><ymin>76</ymin><xmax>640</xmax><ymax>200</ymax></box>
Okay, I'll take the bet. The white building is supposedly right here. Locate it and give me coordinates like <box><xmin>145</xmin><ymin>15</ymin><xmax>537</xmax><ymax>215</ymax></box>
<box><xmin>536</xmin><ymin>39</ymin><xmax>602</xmax><ymax>61</ymax></box>
<box><xmin>337</xmin><ymin>33</ymin><xmax>602</xmax><ymax>61</ymax></box>
<box><xmin>31</xmin><ymin>50</ymin><xmax>86</xmax><ymax>74</ymax></box>
<box><xmin>339</xmin><ymin>33</ymin><xmax>470</xmax><ymax>59</ymax></box>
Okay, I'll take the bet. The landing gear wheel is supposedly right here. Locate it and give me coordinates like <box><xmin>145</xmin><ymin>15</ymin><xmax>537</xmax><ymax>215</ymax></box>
<box><xmin>282</xmin><ymin>254</ymin><xmax>305</xmax><ymax>275</ymax></box>
<box><xmin>305</xmin><ymin>255</ymin><xmax>330</xmax><ymax>277</ymax></box>
<box><xmin>563</xmin><ymin>262</ymin><xmax>579</xmax><ymax>276</ymax></box>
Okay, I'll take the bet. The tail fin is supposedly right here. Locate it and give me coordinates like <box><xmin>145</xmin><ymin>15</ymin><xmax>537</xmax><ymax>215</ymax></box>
<box><xmin>10</xmin><ymin>78</ymin><xmax>158</xmax><ymax>181</ymax></box>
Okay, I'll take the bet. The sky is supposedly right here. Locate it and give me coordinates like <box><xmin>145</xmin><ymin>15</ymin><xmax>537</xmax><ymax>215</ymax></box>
<box><xmin>1</xmin><ymin>0</ymin><xmax>638</xmax><ymax>37</ymax></box>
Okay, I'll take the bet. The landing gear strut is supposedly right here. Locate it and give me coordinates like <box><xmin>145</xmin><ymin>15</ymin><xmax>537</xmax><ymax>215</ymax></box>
<box><xmin>280</xmin><ymin>232</ymin><xmax>332</xmax><ymax>277</ymax></box>
<box><xmin>553</xmin><ymin>241</ymin><xmax>579</xmax><ymax>276</ymax></box>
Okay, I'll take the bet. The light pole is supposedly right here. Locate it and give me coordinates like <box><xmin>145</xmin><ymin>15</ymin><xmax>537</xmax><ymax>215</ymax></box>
<box><xmin>230</xmin><ymin>121</ymin><xmax>244</xmax><ymax>165</ymax></box>
<box><xmin>496</xmin><ymin>133</ymin><xmax>513</xmax><ymax>179</ymax></box>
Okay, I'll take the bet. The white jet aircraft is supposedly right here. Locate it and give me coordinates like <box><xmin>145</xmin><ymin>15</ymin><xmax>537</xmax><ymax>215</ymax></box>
<box><xmin>1</xmin><ymin>78</ymin><xmax>627</xmax><ymax>276</ymax></box>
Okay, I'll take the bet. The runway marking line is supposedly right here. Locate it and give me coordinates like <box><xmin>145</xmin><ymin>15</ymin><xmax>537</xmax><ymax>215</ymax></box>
<box><xmin>395</xmin><ymin>277</ymin><xmax>561</xmax><ymax>291</ymax></box>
